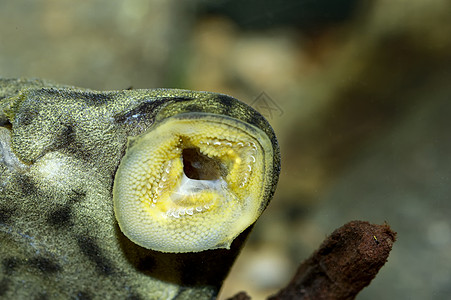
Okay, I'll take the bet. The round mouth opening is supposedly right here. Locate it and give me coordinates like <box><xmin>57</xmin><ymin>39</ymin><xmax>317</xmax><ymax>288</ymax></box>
<box><xmin>182</xmin><ymin>147</ymin><xmax>226</xmax><ymax>181</ymax></box>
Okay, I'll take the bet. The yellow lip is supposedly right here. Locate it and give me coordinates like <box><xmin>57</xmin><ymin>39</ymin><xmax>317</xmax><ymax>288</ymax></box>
<box><xmin>113</xmin><ymin>112</ymin><xmax>273</xmax><ymax>253</ymax></box>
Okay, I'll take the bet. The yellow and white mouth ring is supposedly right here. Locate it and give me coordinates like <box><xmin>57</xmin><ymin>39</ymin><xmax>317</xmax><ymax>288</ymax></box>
<box><xmin>113</xmin><ymin>113</ymin><xmax>273</xmax><ymax>253</ymax></box>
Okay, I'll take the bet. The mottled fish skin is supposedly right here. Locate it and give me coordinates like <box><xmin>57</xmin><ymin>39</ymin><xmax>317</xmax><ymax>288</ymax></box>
<box><xmin>0</xmin><ymin>78</ymin><xmax>280</xmax><ymax>299</ymax></box>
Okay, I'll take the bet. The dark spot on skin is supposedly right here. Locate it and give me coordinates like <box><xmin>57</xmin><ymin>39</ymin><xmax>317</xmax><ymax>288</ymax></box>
<box><xmin>114</xmin><ymin>101</ymin><xmax>160</xmax><ymax>125</ymax></box>
<box><xmin>56</xmin><ymin>125</ymin><xmax>92</xmax><ymax>162</ymax></box>
<box><xmin>0</xmin><ymin>207</ymin><xmax>14</xmax><ymax>224</ymax></box>
<box><xmin>75</xmin><ymin>291</ymin><xmax>92</xmax><ymax>300</ymax></box>
<box><xmin>0</xmin><ymin>278</ymin><xmax>10</xmax><ymax>297</ymax></box>
<box><xmin>2</xmin><ymin>257</ymin><xmax>20</xmax><ymax>275</ymax></box>
<box><xmin>28</xmin><ymin>257</ymin><xmax>61</xmax><ymax>274</ymax></box>
<box><xmin>136</xmin><ymin>256</ymin><xmax>156</xmax><ymax>272</ymax></box>
<box><xmin>117</xmin><ymin>97</ymin><xmax>195</xmax><ymax>127</ymax></box>
<box><xmin>17</xmin><ymin>175</ymin><xmax>38</xmax><ymax>195</ymax></box>
<box><xmin>62</xmin><ymin>124</ymin><xmax>75</xmax><ymax>138</ymax></box>
<box><xmin>46</xmin><ymin>190</ymin><xmax>84</xmax><ymax>228</ymax></box>
<box><xmin>215</xmin><ymin>94</ymin><xmax>236</xmax><ymax>115</ymax></box>
<box><xmin>17</xmin><ymin>106</ymin><xmax>39</xmax><ymax>126</ymax></box>
<box><xmin>77</xmin><ymin>236</ymin><xmax>114</xmax><ymax>276</ymax></box>
<box><xmin>46</xmin><ymin>205</ymin><xmax>73</xmax><ymax>228</ymax></box>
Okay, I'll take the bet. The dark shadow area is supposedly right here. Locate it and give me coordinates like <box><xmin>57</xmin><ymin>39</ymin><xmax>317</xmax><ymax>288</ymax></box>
<box><xmin>115</xmin><ymin>222</ymin><xmax>253</xmax><ymax>290</ymax></box>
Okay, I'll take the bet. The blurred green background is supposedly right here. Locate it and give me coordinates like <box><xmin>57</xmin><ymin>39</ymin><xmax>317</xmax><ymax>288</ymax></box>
<box><xmin>2</xmin><ymin>0</ymin><xmax>451</xmax><ymax>299</ymax></box>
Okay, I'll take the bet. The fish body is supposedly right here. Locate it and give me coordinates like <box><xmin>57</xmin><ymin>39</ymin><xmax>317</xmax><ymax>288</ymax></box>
<box><xmin>0</xmin><ymin>78</ymin><xmax>280</xmax><ymax>299</ymax></box>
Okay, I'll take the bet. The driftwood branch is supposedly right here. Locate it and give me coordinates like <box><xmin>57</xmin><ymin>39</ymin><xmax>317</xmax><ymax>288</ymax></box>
<box><xmin>228</xmin><ymin>221</ymin><xmax>396</xmax><ymax>300</ymax></box>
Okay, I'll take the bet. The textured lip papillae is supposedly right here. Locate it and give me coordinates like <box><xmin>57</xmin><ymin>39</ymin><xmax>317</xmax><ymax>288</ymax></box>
<box><xmin>113</xmin><ymin>112</ymin><xmax>274</xmax><ymax>253</ymax></box>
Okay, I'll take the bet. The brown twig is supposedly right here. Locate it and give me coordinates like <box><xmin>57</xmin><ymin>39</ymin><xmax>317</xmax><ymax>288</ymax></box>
<box><xmin>228</xmin><ymin>221</ymin><xmax>396</xmax><ymax>299</ymax></box>
<box><xmin>268</xmin><ymin>220</ymin><xmax>396</xmax><ymax>300</ymax></box>
<box><xmin>227</xmin><ymin>291</ymin><xmax>252</xmax><ymax>300</ymax></box>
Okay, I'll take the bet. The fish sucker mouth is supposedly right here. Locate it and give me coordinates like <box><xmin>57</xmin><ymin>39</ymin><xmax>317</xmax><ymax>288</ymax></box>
<box><xmin>113</xmin><ymin>112</ymin><xmax>274</xmax><ymax>253</ymax></box>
